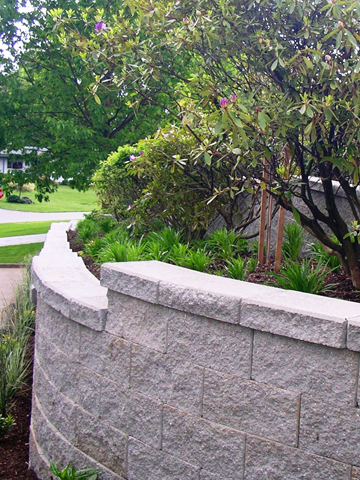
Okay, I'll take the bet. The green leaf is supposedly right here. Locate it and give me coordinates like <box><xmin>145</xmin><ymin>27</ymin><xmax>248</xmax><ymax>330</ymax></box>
<box><xmin>303</xmin><ymin>57</ymin><xmax>313</xmax><ymax>70</ymax></box>
<box><xmin>232</xmin><ymin>116</ymin><xmax>243</xmax><ymax>128</ymax></box>
<box><xmin>214</xmin><ymin>118</ymin><xmax>223</xmax><ymax>135</ymax></box>
<box><xmin>239</xmin><ymin>128</ymin><xmax>249</xmax><ymax>149</ymax></box>
<box><xmin>345</xmin><ymin>29</ymin><xmax>357</xmax><ymax>47</ymax></box>
<box><xmin>94</xmin><ymin>94</ymin><xmax>101</xmax><ymax>105</ymax></box>
<box><xmin>292</xmin><ymin>207</ymin><xmax>301</xmax><ymax>225</ymax></box>
<box><xmin>271</xmin><ymin>59</ymin><xmax>278</xmax><ymax>71</ymax></box>
<box><xmin>258</xmin><ymin>112</ymin><xmax>268</xmax><ymax>130</ymax></box>
<box><xmin>336</xmin><ymin>30</ymin><xmax>343</xmax><ymax>49</ymax></box>
<box><xmin>204</xmin><ymin>151</ymin><xmax>212</xmax><ymax>166</ymax></box>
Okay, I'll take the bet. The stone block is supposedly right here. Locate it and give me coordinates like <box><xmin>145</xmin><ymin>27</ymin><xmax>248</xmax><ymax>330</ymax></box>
<box><xmin>167</xmin><ymin>312</ymin><xmax>252</xmax><ymax>377</ymax></box>
<box><xmin>31</xmin><ymin>398</ymin><xmax>73</xmax><ymax>468</ymax></box>
<box><xmin>252</xmin><ymin>331</ymin><xmax>358</xmax><ymax>406</ymax></box>
<box><xmin>158</xmin><ymin>282</ymin><xmax>240</xmax><ymax>324</ymax></box>
<box><xmin>69</xmin><ymin>298</ymin><xmax>107</xmax><ymax>332</ymax></box>
<box><xmin>29</xmin><ymin>429</ymin><xmax>52</xmax><ymax>480</ymax></box>
<box><xmin>101</xmin><ymin>262</ymin><xmax>159</xmax><ymax>304</ymax></box>
<box><xmin>299</xmin><ymin>396</ymin><xmax>360</xmax><ymax>466</ymax></box>
<box><xmin>79</xmin><ymin>326</ymin><xmax>130</xmax><ymax>387</ymax></box>
<box><xmin>347</xmin><ymin>316</ymin><xmax>360</xmax><ymax>352</ymax></box>
<box><xmin>244</xmin><ymin>435</ymin><xmax>351</xmax><ymax>480</ymax></box>
<box><xmin>106</xmin><ymin>291</ymin><xmax>168</xmax><ymax>353</ymax></box>
<box><xmin>131</xmin><ymin>343</ymin><xmax>204</xmax><ymax>414</ymax></box>
<box><xmin>240</xmin><ymin>301</ymin><xmax>347</xmax><ymax>348</ymax></box>
<box><xmin>202</xmin><ymin>369</ymin><xmax>299</xmax><ymax>447</ymax></box>
<box><xmin>36</xmin><ymin>301</ymin><xmax>81</xmax><ymax>357</ymax></box>
<box><xmin>127</xmin><ymin>437</ymin><xmax>200</xmax><ymax>480</ymax></box>
<box><xmin>98</xmin><ymin>377</ymin><xmax>162</xmax><ymax>449</ymax></box>
<box><xmin>162</xmin><ymin>406</ymin><xmax>245</xmax><ymax>480</ymax></box>
<box><xmin>33</xmin><ymin>361</ymin><xmax>76</xmax><ymax>443</ymax></box>
<box><xmin>72</xmin><ymin>405</ymin><xmax>127</xmax><ymax>477</ymax></box>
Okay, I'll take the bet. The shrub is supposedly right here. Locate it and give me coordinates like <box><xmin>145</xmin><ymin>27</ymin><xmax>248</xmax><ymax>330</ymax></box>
<box><xmin>92</xmin><ymin>144</ymin><xmax>142</xmax><ymax>222</ymax></box>
<box><xmin>6</xmin><ymin>194</ymin><xmax>22</xmax><ymax>203</ymax></box>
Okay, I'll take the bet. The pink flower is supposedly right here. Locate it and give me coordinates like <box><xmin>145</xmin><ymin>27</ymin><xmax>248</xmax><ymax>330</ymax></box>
<box><xmin>95</xmin><ymin>22</ymin><xmax>107</xmax><ymax>32</ymax></box>
<box><xmin>230</xmin><ymin>94</ymin><xmax>237</xmax><ymax>103</ymax></box>
<box><xmin>325</xmin><ymin>55</ymin><xmax>331</xmax><ymax>62</ymax></box>
<box><xmin>138</xmin><ymin>151</ymin><xmax>144</xmax><ymax>156</ymax></box>
<box><xmin>219</xmin><ymin>98</ymin><xmax>229</xmax><ymax>109</ymax></box>
<box><xmin>129</xmin><ymin>154</ymin><xmax>137</xmax><ymax>161</ymax></box>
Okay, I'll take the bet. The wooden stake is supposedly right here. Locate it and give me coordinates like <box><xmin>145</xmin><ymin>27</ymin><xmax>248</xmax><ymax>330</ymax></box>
<box><xmin>258</xmin><ymin>162</ymin><xmax>269</xmax><ymax>265</ymax></box>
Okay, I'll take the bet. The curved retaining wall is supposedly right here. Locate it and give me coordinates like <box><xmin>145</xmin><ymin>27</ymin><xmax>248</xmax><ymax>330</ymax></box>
<box><xmin>30</xmin><ymin>222</ymin><xmax>360</xmax><ymax>480</ymax></box>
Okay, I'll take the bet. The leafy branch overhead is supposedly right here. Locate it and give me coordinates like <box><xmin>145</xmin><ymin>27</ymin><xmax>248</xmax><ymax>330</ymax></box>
<box><xmin>52</xmin><ymin>0</ymin><xmax>360</xmax><ymax>288</ymax></box>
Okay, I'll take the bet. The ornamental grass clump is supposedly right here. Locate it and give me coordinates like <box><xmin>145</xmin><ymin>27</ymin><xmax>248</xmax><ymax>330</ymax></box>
<box><xmin>268</xmin><ymin>258</ymin><xmax>334</xmax><ymax>295</ymax></box>
<box><xmin>0</xmin><ymin>257</ymin><xmax>34</xmax><ymax>437</ymax></box>
<box><xmin>205</xmin><ymin>228</ymin><xmax>249</xmax><ymax>262</ymax></box>
<box><xmin>282</xmin><ymin>223</ymin><xmax>304</xmax><ymax>260</ymax></box>
<box><xmin>310</xmin><ymin>241</ymin><xmax>342</xmax><ymax>273</ymax></box>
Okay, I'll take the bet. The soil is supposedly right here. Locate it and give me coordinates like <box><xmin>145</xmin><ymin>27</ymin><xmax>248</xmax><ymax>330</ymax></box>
<box><xmin>67</xmin><ymin>229</ymin><xmax>360</xmax><ymax>303</ymax></box>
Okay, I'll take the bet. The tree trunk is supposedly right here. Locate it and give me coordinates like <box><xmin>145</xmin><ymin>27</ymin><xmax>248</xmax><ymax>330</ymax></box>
<box><xmin>343</xmin><ymin>240</ymin><xmax>360</xmax><ymax>290</ymax></box>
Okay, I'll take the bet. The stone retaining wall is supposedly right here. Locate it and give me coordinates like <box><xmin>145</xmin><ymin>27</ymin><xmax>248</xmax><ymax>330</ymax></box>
<box><xmin>30</xmin><ymin>222</ymin><xmax>360</xmax><ymax>480</ymax></box>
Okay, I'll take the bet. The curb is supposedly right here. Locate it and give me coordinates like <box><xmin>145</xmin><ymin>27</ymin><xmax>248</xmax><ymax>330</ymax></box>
<box><xmin>0</xmin><ymin>263</ymin><xmax>24</xmax><ymax>268</ymax></box>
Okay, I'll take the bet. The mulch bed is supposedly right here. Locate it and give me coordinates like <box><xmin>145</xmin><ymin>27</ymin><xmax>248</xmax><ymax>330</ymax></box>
<box><xmin>67</xmin><ymin>228</ymin><xmax>360</xmax><ymax>303</ymax></box>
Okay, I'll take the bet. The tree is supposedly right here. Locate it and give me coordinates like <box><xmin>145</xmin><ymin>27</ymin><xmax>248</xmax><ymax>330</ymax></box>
<box><xmin>58</xmin><ymin>0</ymin><xmax>360</xmax><ymax>288</ymax></box>
<box><xmin>0</xmin><ymin>0</ymin><xmax>165</xmax><ymax>192</ymax></box>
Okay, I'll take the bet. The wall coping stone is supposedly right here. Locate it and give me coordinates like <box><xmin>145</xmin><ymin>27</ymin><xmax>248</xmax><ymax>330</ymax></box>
<box><xmin>32</xmin><ymin>222</ymin><xmax>107</xmax><ymax>331</ymax></box>
<box><xmin>101</xmin><ymin>261</ymin><xmax>360</xmax><ymax>349</ymax></box>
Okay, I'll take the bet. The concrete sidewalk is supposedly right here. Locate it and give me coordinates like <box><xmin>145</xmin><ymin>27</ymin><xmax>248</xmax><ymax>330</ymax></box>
<box><xmin>0</xmin><ymin>233</ymin><xmax>47</xmax><ymax>246</ymax></box>
<box><xmin>0</xmin><ymin>267</ymin><xmax>24</xmax><ymax>312</ymax></box>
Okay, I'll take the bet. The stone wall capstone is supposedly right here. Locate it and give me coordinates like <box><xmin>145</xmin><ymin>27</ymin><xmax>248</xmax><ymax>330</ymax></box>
<box><xmin>30</xmin><ymin>222</ymin><xmax>360</xmax><ymax>480</ymax></box>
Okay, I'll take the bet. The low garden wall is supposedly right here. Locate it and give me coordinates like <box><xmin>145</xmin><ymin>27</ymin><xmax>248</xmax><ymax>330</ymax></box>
<box><xmin>30</xmin><ymin>222</ymin><xmax>360</xmax><ymax>480</ymax></box>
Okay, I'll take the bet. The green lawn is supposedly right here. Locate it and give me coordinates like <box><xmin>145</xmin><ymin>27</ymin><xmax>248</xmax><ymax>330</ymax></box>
<box><xmin>0</xmin><ymin>243</ymin><xmax>43</xmax><ymax>263</ymax></box>
<box><xmin>0</xmin><ymin>221</ymin><xmax>61</xmax><ymax>238</ymax></box>
<box><xmin>0</xmin><ymin>186</ymin><xmax>99</xmax><ymax>212</ymax></box>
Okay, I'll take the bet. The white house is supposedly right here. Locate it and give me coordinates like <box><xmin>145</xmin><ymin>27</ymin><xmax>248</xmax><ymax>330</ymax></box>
<box><xmin>0</xmin><ymin>147</ymin><xmax>46</xmax><ymax>174</ymax></box>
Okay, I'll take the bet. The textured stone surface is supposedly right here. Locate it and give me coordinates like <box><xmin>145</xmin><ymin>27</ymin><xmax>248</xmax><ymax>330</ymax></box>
<box><xmin>347</xmin><ymin>316</ymin><xmax>360</xmax><ymax>352</ymax></box>
<box><xmin>300</xmin><ymin>396</ymin><xmax>360</xmax><ymax>466</ymax></box>
<box><xmin>131</xmin><ymin>343</ymin><xmax>204</xmax><ymax>414</ymax></box>
<box><xmin>101</xmin><ymin>262</ymin><xmax>159</xmax><ymax>303</ymax></box>
<box><xmin>72</xmin><ymin>405</ymin><xmax>127</xmax><ymax>477</ymax></box>
<box><xmin>241</xmin><ymin>301</ymin><xmax>347</xmax><ymax>348</ymax></box>
<box><xmin>31</xmin><ymin>228</ymin><xmax>360</xmax><ymax>480</ymax></box>
<box><xmin>127</xmin><ymin>438</ymin><xmax>200</xmax><ymax>480</ymax></box>
<box><xmin>244</xmin><ymin>435</ymin><xmax>352</xmax><ymax>480</ymax></box>
<box><xmin>79</xmin><ymin>326</ymin><xmax>131</xmax><ymax>387</ymax></box>
<box><xmin>106</xmin><ymin>291</ymin><xmax>169</xmax><ymax>353</ymax></box>
<box><xmin>98</xmin><ymin>377</ymin><xmax>162</xmax><ymax>449</ymax></box>
<box><xmin>252</xmin><ymin>331</ymin><xmax>358</xmax><ymax>406</ymax></box>
<box><xmin>167</xmin><ymin>312</ymin><xmax>252</xmax><ymax>377</ymax></box>
<box><xmin>33</xmin><ymin>361</ymin><xmax>76</xmax><ymax>443</ymax></box>
<box><xmin>35</xmin><ymin>301</ymin><xmax>81</xmax><ymax>356</ymax></box>
<box><xmin>162</xmin><ymin>406</ymin><xmax>245</xmax><ymax>480</ymax></box>
<box><xmin>158</xmin><ymin>282</ymin><xmax>241</xmax><ymax>324</ymax></box>
<box><xmin>203</xmin><ymin>369</ymin><xmax>300</xmax><ymax>446</ymax></box>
